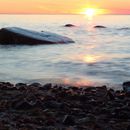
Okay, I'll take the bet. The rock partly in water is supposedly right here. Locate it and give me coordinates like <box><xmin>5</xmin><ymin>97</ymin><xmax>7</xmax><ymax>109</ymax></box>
<box><xmin>94</xmin><ymin>25</ymin><xmax>106</xmax><ymax>28</ymax></box>
<box><xmin>64</xmin><ymin>24</ymin><xmax>76</xmax><ymax>27</ymax></box>
<box><xmin>0</xmin><ymin>27</ymin><xmax>74</xmax><ymax>45</ymax></box>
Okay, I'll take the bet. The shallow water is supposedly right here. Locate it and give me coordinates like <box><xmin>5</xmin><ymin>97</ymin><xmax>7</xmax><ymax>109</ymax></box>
<box><xmin>0</xmin><ymin>14</ymin><xmax>130</xmax><ymax>88</ymax></box>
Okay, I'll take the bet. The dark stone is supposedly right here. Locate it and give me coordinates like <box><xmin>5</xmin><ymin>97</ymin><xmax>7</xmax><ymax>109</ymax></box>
<box><xmin>123</xmin><ymin>81</ymin><xmax>130</xmax><ymax>94</ymax></box>
<box><xmin>94</xmin><ymin>25</ymin><xmax>106</xmax><ymax>28</ymax></box>
<box><xmin>0</xmin><ymin>82</ymin><xmax>15</xmax><ymax>90</ymax></box>
<box><xmin>63</xmin><ymin>115</ymin><xmax>75</xmax><ymax>125</ymax></box>
<box><xmin>96</xmin><ymin>85</ymin><xmax>107</xmax><ymax>91</ymax></box>
<box><xmin>42</xmin><ymin>83</ymin><xmax>52</xmax><ymax>90</ymax></box>
<box><xmin>13</xmin><ymin>101</ymin><xmax>33</xmax><ymax>110</ymax></box>
<box><xmin>64</xmin><ymin>24</ymin><xmax>76</xmax><ymax>27</ymax></box>
<box><xmin>107</xmin><ymin>89</ymin><xmax>115</xmax><ymax>100</ymax></box>
<box><xmin>123</xmin><ymin>81</ymin><xmax>130</xmax><ymax>86</ymax></box>
<box><xmin>84</xmin><ymin>87</ymin><xmax>96</xmax><ymax>92</ymax></box>
<box><xmin>0</xmin><ymin>27</ymin><xmax>74</xmax><ymax>45</ymax></box>
<box><xmin>115</xmin><ymin>91</ymin><xmax>125</xmax><ymax>99</ymax></box>
<box><xmin>69</xmin><ymin>86</ymin><xmax>79</xmax><ymax>91</ymax></box>
<box><xmin>15</xmin><ymin>83</ymin><xmax>27</xmax><ymax>90</ymax></box>
<box><xmin>44</xmin><ymin>101</ymin><xmax>63</xmax><ymax>109</ymax></box>
<box><xmin>29</xmin><ymin>82</ymin><xmax>42</xmax><ymax>88</ymax></box>
<box><xmin>127</xmin><ymin>125</ymin><xmax>130</xmax><ymax>130</ymax></box>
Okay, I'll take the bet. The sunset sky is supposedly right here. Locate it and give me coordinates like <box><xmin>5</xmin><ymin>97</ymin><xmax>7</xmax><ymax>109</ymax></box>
<box><xmin>0</xmin><ymin>0</ymin><xmax>130</xmax><ymax>14</ymax></box>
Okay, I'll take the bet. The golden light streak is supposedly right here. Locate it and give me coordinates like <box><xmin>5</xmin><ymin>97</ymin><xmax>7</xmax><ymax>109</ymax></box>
<box><xmin>83</xmin><ymin>55</ymin><xmax>102</xmax><ymax>64</ymax></box>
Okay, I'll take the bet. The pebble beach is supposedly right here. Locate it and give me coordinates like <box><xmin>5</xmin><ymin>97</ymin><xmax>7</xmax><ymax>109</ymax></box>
<box><xmin>0</xmin><ymin>82</ymin><xmax>130</xmax><ymax>130</ymax></box>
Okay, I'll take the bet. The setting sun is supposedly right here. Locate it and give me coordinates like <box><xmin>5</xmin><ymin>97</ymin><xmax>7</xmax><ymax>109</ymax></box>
<box><xmin>85</xmin><ymin>8</ymin><xmax>96</xmax><ymax>17</ymax></box>
<box><xmin>80</xmin><ymin>8</ymin><xmax>108</xmax><ymax>16</ymax></box>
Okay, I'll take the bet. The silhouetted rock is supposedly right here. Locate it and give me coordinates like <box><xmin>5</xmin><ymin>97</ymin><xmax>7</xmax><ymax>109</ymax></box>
<box><xmin>123</xmin><ymin>81</ymin><xmax>130</xmax><ymax>96</ymax></box>
<box><xmin>115</xmin><ymin>90</ymin><xmax>125</xmax><ymax>99</ymax></box>
<box><xmin>0</xmin><ymin>82</ymin><xmax>14</xmax><ymax>90</ymax></box>
<box><xmin>42</xmin><ymin>83</ymin><xmax>52</xmax><ymax>90</ymax></box>
<box><xmin>29</xmin><ymin>82</ymin><xmax>42</xmax><ymax>88</ymax></box>
<box><xmin>123</xmin><ymin>81</ymin><xmax>130</xmax><ymax>91</ymax></box>
<box><xmin>15</xmin><ymin>83</ymin><xmax>27</xmax><ymax>90</ymax></box>
<box><xmin>107</xmin><ymin>89</ymin><xmax>115</xmax><ymax>100</ymax></box>
<box><xmin>0</xmin><ymin>27</ymin><xmax>74</xmax><ymax>45</ymax></box>
<box><xmin>94</xmin><ymin>25</ymin><xmax>107</xmax><ymax>28</ymax></box>
<box><xmin>64</xmin><ymin>24</ymin><xmax>76</xmax><ymax>27</ymax></box>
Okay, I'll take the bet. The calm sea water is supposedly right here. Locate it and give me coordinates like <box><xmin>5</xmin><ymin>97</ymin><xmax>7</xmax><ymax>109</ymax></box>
<box><xmin>0</xmin><ymin>14</ymin><xmax>130</xmax><ymax>88</ymax></box>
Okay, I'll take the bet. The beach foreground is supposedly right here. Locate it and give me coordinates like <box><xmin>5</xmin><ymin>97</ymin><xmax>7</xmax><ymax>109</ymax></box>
<box><xmin>0</xmin><ymin>82</ymin><xmax>130</xmax><ymax>130</ymax></box>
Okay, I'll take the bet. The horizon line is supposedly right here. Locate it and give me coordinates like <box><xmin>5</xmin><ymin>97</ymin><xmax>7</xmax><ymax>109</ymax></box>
<box><xmin>0</xmin><ymin>13</ymin><xmax>130</xmax><ymax>15</ymax></box>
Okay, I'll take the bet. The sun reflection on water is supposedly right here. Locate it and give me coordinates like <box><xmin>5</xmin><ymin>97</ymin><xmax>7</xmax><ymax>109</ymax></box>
<box><xmin>63</xmin><ymin>78</ymin><xmax>93</xmax><ymax>87</ymax></box>
<box><xmin>83</xmin><ymin>55</ymin><xmax>102</xmax><ymax>64</ymax></box>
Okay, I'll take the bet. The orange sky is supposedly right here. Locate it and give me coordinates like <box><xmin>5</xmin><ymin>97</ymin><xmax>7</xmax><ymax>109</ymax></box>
<box><xmin>0</xmin><ymin>0</ymin><xmax>130</xmax><ymax>14</ymax></box>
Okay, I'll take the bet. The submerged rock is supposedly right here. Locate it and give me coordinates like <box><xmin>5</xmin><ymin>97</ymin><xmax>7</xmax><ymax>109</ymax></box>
<box><xmin>94</xmin><ymin>25</ymin><xmax>106</xmax><ymax>28</ymax></box>
<box><xmin>0</xmin><ymin>27</ymin><xmax>74</xmax><ymax>45</ymax></box>
<box><xmin>118</xmin><ymin>27</ymin><xmax>130</xmax><ymax>30</ymax></box>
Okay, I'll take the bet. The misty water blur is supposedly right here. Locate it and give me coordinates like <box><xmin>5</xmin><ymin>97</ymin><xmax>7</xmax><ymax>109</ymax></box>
<box><xmin>0</xmin><ymin>14</ymin><xmax>130</xmax><ymax>88</ymax></box>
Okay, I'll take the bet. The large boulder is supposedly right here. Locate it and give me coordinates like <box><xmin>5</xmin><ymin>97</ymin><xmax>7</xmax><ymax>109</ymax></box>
<box><xmin>0</xmin><ymin>27</ymin><xmax>74</xmax><ymax>45</ymax></box>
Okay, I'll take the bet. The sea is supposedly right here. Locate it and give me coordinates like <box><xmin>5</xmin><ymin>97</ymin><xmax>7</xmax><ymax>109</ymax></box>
<box><xmin>0</xmin><ymin>14</ymin><xmax>130</xmax><ymax>89</ymax></box>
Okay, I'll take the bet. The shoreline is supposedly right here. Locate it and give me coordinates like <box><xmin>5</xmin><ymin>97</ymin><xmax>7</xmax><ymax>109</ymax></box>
<box><xmin>0</xmin><ymin>82</ymin><xmax>130</xmax><ymax>130</ymax></box>
<box><xmin>0</xmin><ymin>78</ymin><xmax>123</xmax><ymax>90</ymax></box>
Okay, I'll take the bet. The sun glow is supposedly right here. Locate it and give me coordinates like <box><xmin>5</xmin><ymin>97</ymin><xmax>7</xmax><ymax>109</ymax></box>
<box><xmin>85</xmin><ymin>8</ymin><xmax>96</xmax><ymax>17</ymax></box>
<box><xmin>80</xmin><ymin>8</ymin><xmax>107</xmax><ymax>16</ymax></box>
